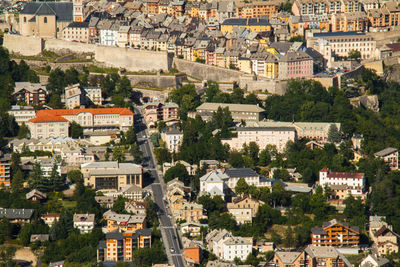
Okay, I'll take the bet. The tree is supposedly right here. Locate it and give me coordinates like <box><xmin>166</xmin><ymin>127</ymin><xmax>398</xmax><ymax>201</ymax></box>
<box><xmin>283</xmin><ymin>226</ymin><xmax>295</xmax><ymax>248</ymax></box>
<box><xmin>235</xmin><ymin>178</ymin><xmax>250</xmax><ymax>195</ymax></box>
<box><xmin>0</xmin><ymin>219</ymin><xmax>12</xmax><ymax>244</ymax></box>
<box><xmin>130</xmin><ymin>144</ymin><xmax>143</xmax><ymax>164</ymax></box>
<box><xmin>0</xmin><ymin>246</ymin><xmax>16</xmax><ymax>266</ymax></box>
<box><xmin>50</xmin><ymin>163</ymin><xmax>64</xmax><ymax>191</ymax></box>
<box><xmin>116</xmin><ymin>76</ymin><xmax>132</xmax><ymax>97</ymax></box>
<box><xmin>30</xmin><ymin>162</ymin><xmax>43</xmax><ymax>190</ymax></box>
<box><xmin>112</xmin><ymin>146</ymin><xmax>125</xmax><ymax>162</ymax></box>
<box><xmin>154</xmin><ymin>148</ymin><xmax>171</xmax><ymax>164</ymax></box>
<box><xmin>163</xmin><ymin>163</ymin><xmax>190</xmax><ymax>184</ymax></box>
<box><xmin>17</xmin><ymin>123</ymin><xmax>30</xmax><ymax>139</ymax></box>
<box><xmin>69</xmin><ymin>121</ymin><xmax>83</xmax><ymax>139</ymax></box>
<box><xmin>67</xmin><ymin>170</ymin><xmax>83</xmax><ymax>184</ymax></box>
<box><xmin>112</xmin><ymin>195</ymin><xmax>127</xmax><ymax>213</ymax></box>
<box><xmin>48</xmin><ymin>94</ymin><xmax>63</xmax><ymax>109</ymax></box>
<box><xmin>12</xmin><ymin>168</ymin><xmax>24</xmax><ymax>192</ymax></box>
<box><xmin>348</xmin><ymin>49</ymin><xmax>361</xmax><ymax>60</ymax></box>
<box><xmin>327</xmin><ymin>124</ymin><xmax>341</xmax><ymax>143</ymax></box>
<box><xmin>273</xmin><ymin>168</ymin><xmax>291</xmax><ymax>181</ymax></box>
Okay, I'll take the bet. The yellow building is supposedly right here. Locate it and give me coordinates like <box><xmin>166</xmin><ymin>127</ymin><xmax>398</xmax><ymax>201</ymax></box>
<box><xmin>238</xmin><ymin>58</ymin><xmax>252</xmax><ymax>74</ymax></box>
<box><xmin>221</xmin><ymin>18</ymin><xmax>271</xmax><ymax>33</ymax></box>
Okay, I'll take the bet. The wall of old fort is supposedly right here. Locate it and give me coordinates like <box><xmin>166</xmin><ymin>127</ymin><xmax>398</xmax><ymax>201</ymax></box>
<box><xmin>3</xmin><ymin>34</ymin><xmax>44</xmax><ymax>56</ymax></box>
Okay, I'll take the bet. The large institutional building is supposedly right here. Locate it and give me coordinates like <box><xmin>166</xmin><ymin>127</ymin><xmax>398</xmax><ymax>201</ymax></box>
<box><xmin>81</xmin><ymin>161</ymin><xmax>143</xmax><ymax>191</ymax></box>
<box><xmin>193</xmin><ymin>103</ymin><xmax>265</xmax><ymax>122</ymax></box>
<box><xmin>27</xmin><ymin>108</ymin><xmax>134</xmax><ymax>139</ymax></box>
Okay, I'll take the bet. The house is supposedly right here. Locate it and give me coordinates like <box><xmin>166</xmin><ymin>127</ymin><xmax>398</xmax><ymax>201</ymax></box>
<box><xmin>304</xmin><ymin>245</ymin><xmax>352</xmax><ymax>267</ymax></box>
<box><xmin>125</xmin><ymin>201</ymin><xmax>146</xmax><ymax>215</ymax></box>
<box><xmin>254</xmin><ymin>241</ymin><xmax>274</xmax><ymax>253</ymax></box>
<box><xmin>104</xmin><ymin>210</ymin><xmax>146</xmax><ymax>232</ymax></box>
<box><xmin>194</xmin><ymin>103</ymin><xmax>265</xmax><ymax>122</ymax></box>
<box><xmin>95</xmin><ymin>196</ymin><xmax>115</xmax><ymax>209</ymax></box>
<box><xmin>221</xmin><ymin>236</ymin><xmax>252</xmax><ymax>262</ymax></box>
<box><xmin>119</xmin><ymin>184</ymin><xmax>145</xmax><ymax>200</ymax></box>
<box><xmin>199</xmin><ymin>170</ymin><xmax>226</xmax><ymax>197</ymax></box>
<box><xmin>0</xmin><ymin>208</ymin><xmax>34</xmax><ymax>223</ymax></box>
<box><xmin>319</xmin><ymin>169</ymin><xmax>366</xmax><ymax>201</ymax></box>
<box><xmin>181</xmin><ymin>222</ymin><xmax>201</xmax><ymax>237</ymax></box>
<box><xmin>26</xmin><ymin>189</ymin><xmax>47</xmax><ymax>202</ymax></box>
<box><xmin>163</xmin><ymin>160</ymin><xmax>198</xmax><ymax>175</ymax></box>
<box><xmin>19</xmin><ymin>2</ymin><xmax>73</xmax><ymax>38</ymax></box>
<box><xmin>311</xmin><ymin>219</ymin><xmax>360</xmax><ymax>246</ymax></box>
<box><xmin>48</xmin><ymin>260</ymin><xmax>65</xmax><ymax>267</ymax></box>
<box><xmin>8</xmin><ymin>105</ymin><xmax>36</xmax><ymax>126</ymax></box>
<box><xmin>360</xmin><ymin>255</ymin><xmax>390</xmax><ymax>267</ymax></box>
<box><xmin>62</xmin><ymin>21</ymin><xmax>89</xmax><ymax>43</ymax></box>
<box><xmin>73</xmin><ymin>213</ymin><xmax>95</xmax><ymax>234</ymax></box>
<box><xmin>81</xmin><ymin>161</ymin><xmax>143</xmax><ymax>191</ymax></box>
<box><xmin>161</xmin><ymin>125</ymin><xmax>183</xmax><ymax>152</ymax></box>
<box><xmin>270</xmin><ymin>251</ymin><xmax>306</xmax><ymax>267</ymax></box>
<box><xmin>374</xmin><ymin>147</ymin><xmax>399</xmax><ymax>170</ymax></box>
<box><xmin>37</xmin><ymin>158</ymin><xmax>61</xmax><ymax>179</ymax></box>
<box><xmin>97</xmin><ymin>228</ymin><xmax>152</xmax><ymax>262</ymax></box>
<box><xmin>40</xmin><ymin>213</ymin><xmax>60</xmax><ymax>227</ymax></box>
<box><xmin>13</xmin><ymin>82</ymin><xmax>47</xmax><ymax>106</ymax></box>
<box><xmin>221</xmin><ymin>18</ymin><xmax>271</xmax><ymax>33</ymax></box>
<box><xmin>183</xmin><ymin>237</ymin><xmax>203</xmax><ymax>265</ymax></box>
<box><xmin>64</xmin><ymin>84</ymin><xmax>82</xmax><ymax>109</ymax></box>
<box><xmin>370</xmin><ymin>217</ymin><xmax>399</xmax><ymax>256</ymax></box>
<box><xmin>227</xmin><ymin>194</ymin><xmax>264</xmax><ymax>224</ymax></box>
<box><xmin>0</xmin><ymin>154</ymin><xmax>11</xmax><ymax>188</ymax></box>
<box><xmin>210</xmin><ymin>229</ymin><xmax>233</xmax><ymax>259</ymax></box>
<box><xmin>30</xmin><ymin>234</ymin><xmax>49</xmax><ymax>243</ymax></box>
<box><xmin>221</xmin><ymin>127</ymin><xmax>296</xmax><ymax>153</ymax></box>
<box><xmin>176</xmin><ymin>202</ymin><xmax>205</xmax><ymax>223</ymax></box>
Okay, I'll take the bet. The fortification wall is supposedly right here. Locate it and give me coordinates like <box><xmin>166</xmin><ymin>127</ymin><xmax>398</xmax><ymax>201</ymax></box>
<box><xmin>126</xmin><ymin>73</ymin><xmax>186</xmax><ymax>89</ymax></box>
<box><xmin>239</xmin><ymin>76</ymin><xmax>287</xmax><ymax>95</ymax></box>
<box><xmin>3</xmin><ymin>34</ymin><xmax>43</xmax><ymax>56</ymax></box>
<box><xmin>45</xmin><ymin>38</ymin><xmax>95</xmax><ymax>54</ymax></box>
<box><xmin>173</xmin><ymin>58</ymin><xmax>243</xmax><ymax>82</ymax></box>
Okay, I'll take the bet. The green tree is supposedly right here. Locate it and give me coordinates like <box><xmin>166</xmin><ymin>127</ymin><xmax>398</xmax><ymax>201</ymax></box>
<box><xmin>116</xmin><ymin>76</ymin><xmax>132</xmax><ymax>97</ymax></box>
<box><xmin>69</xmin><ymin>121</ymin><xmax>83</xmax><ymax>139</ymax></box>
<box><xmin>17</xmin><ymin>123</ymin><xmax>30</xmax><ymax>139</ymax></box>
<box><xmin>130</xmin><ymin>143</ymin><xmax>143</xmax><ymax>164</ymax></box>
<box><xmin>112</xmin><ymin>195</ymin><xmax>127</xmax><ymax>213</ymax></box>
<box><xmin>0</xmin><ymin>219</ymin><xmax>12</xmax><ymax>244</ymax></box>
<box><xmin>348</xmin><ymin>49</ymin><xmax>361</xmax><ymax>60</ymax></box>
<box><xmin>273</xmin><ymin>168</ymin><xmax>291</xmax><ymax>181</ymax></box>
<box><xmin>154</xmin><ymin>148</ymin><xmax>171</xmax><ymax>164</ymax></box>
<box><xmin>48</xmin><ymin>94</ymin><xmax>63</xmax><ymax>109</ymax></box>
<box><xmin>67</xmin><ymin>170</ymin><xmax>83</xmax><ymax>184</ymax></box>
<box><xmin>50</xmin><ymin>163</ymin><xmax>64</xmax><ymax>191</ymax></box>
<box><xmin>12</xmin><ymin>168</ymin><xmax>24</xmax><ymax>192</ymax></box>
<box><xmin>235</xmin><ymin>178</ymin><xmax>250</xmax><ymax>195</ymax></box>
<box><xmin>164</xmin><ymin>163</ymin><xmax>190</xmax><ymax>184</ymax></box>
<box><xmin>327</xmin><ymin>124</ymin><xmax>341</xmax><ymax>143</ymax></box>
<box><xmin>112</xmin><ymin>146</ymin><xmax>125</xmax><ymax>162</ymax></box>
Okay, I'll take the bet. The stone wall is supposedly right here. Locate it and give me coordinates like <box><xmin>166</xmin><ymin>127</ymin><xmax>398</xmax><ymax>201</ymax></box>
<box><xmin>126</xmin><ymin>73</ymin><xmax>186</xmax><ymax>89</ymax></box>
<box><xmin>238</xmin><ymin>75</ymin><xmax>287</xmax><ymax>95</ymax></box>
<box><xmin>3</xmin><ymin>34</ymin><xmax>44</xmax><ymax>56</ymax></box>
<box><xmin>173</xmin><ymin>58</ymin><xmax>243</xmax><ymax>82</ymax></box>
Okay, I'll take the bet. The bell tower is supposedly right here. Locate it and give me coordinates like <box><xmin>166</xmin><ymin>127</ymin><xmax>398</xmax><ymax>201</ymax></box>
<box><xmin>73</xmin><ymin>0</ymin><xmax>83</xmax><ymax>22</ymax></box>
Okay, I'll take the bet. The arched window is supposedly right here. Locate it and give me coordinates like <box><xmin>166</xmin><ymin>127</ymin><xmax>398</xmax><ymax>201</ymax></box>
<box><xmin>23</xmin><ymin>17</ymin><xmax>26</xmax><ymax>23</ymax></box>
<box><xmin>44</xmin><ymin>17</ymin><xmax>47</xmax><ymax>23</ymax></box>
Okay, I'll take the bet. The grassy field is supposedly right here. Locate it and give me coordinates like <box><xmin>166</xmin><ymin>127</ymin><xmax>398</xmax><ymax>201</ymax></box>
<box><xmin>61</xmin><ymin>199</ymin><xmax>77</xmax><ymax>208</ymax></box>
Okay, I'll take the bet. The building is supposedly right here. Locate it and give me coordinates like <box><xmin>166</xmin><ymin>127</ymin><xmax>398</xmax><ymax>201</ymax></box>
<box><xmin>40</xmin><ymin>213</ymin><xmax>60</xmax><ymax>227</ymax></box>
<box><xmin>222</xmin><ymin>236</ymin><xmax>252</xmax><ymax>261</ymax></box>
<box><xmin>319</xmin><ymin>169</ymin><xmax>366</xmax><ymax>200</ymax></box>
<box><xmin>235</xmin><ymin>1</ymin><xmax>281</xmax><ymax>18</ymax></box>
<box><xmin>8</xmin><ymin>105</ymin><xmax>36</xmax><ymax>126</ymax></box>
<box><xmin>181</xmin><ymin>222</ymin><xmax>201</xmax><ymax>237</ymax></box>
<box><xmin>194</xmin><ymin>103</ymin><xmax>265</xmax><ymax>122</ymax></box>
<box><xmin>161</xmin><ymin>125</ymin><xmax>183</xmax><ymax>152</ymax></box>
<box><xmin>81</xmin><ymin>161</ymin><xmax>143</xmax><ymax>191</ymax></box>
<box><xmin>311</xmin><ymin>219</ymin><xmax>360</xmax><ymax>246</ymax></box>
<box><xmin>221</xmin><ymin>127</ymin><xmax>296</xmax><ymax>152</ymax></box>
<box><xmin>278</xmin><ymin>51</ymin><xmax>313</xmax><ymax>79</ymax></box>
<box><xmin>26</xmin><ymin>189</ymin><xmax>47</xmax><ymax>202</ymax></box>
<box><xmin>97</xmin><ymin>228</ymin><xmax>152</xmax><ymax>262</ymax></box>
<box><xmin>369</xmin><ymin>216</ymin><xmax>399</xmax><ymax>256</ymax></box>
<box><xmin>227</xmin><ymin>194</ymin><xmax>264</xmax><ymax>224</ymax></box>
<box><xmin>374</xmin><ymin>147</ymin><xmax>399</xmax><ymax>170</ymax></box>
<box><xmin>118</xmin><ymin>184</ymin><xmax>145</xmax><ymax>201</ymax></box>
<box><xmin>0</xmin><ymin>208</ymin><xmax>34</xmax><ymax>223</ymax></box>
<box><xmin>37</xmin><ymin>158</ymin><xmax>61</xmax><ymax>179</ymax></box>
<box><xmin>163</xmin><ymin>160</ymin><xmax>198</xmax><ymax>176</ymax></box>
<box><xmin>19</xmin><ymin>1</ymin><xmax>73</xmax><ymax>38</ymax></box>
<box><xmin>95</xmin><ymin>196</ymin><xmax>115</xmax><ymax>209</ymax></box>
<box><xmin>221</xmin><ymin>18</ymin><xmax>271</xmax><ymax>33</ymax></box>
<box><xmin>73</xmin><ymin>213</ymin><xmax>95</xmax><ymax>233</ymax></box>
<box><xmin>331</xmin><ymin>12</ymin><xmax>368</xmax><ymax>32</ymax></box>
<box><xmin>175</xmin><ymin>202</ymin><xmax>205</xmax><ymax>223</ymax></box>
<box><xmin>183</xmin><ymin>238</ymin><xmax>202</xmax><ymax>265</ymax></box>
<box><xmin>48</xmin><ymin>260</ymin><xmax>65</xmax><ymax>267</ymax></box>
<box><xmin>247</xmin><ymin>121</ymin><xmax>341</xmax><ymax>142</ymax></box>
<box><xmin>13</xmin><ymin>82</ymin><xmax>47</xmax><ymax>106</ymax></box>
<box><xmin>62</xmin><ymin>21</ymin><xmax>89</xmax><ymax>42</ymax></box>
<box><xmin>0</xmin><ymin>154</ymin><xmax>11</xmax><ymax>188</ymax></box>
<box><xmin>64</xmin><ymin>85</ymin><xmax>103</xmax><ymax>109</ymax></box>
<box><xmin>360</xmin><ymin>255</ymin><xmax>390</xmax><ymax>267</ymax></box>
<box><xmin>125</xmin><ymin>201</ymin><xmax>146</xmax><ymax>215</ymax></box>
<box><xmin>31</xmin><ymin>234</ymin><xmax>50</xmax><ymax>243</ymax></box>
<box><xmin>200</xmin><ymin>170</ymin><xmax>226</xmax><ymax>197</ymax></box>
<box><xmin>104</xmin><ymin>210</ymin><xmax>146</xmax><ymax>232</ymax></box>
<box><xmin>64</xmin><ymin>84</ymin><xmax>82</xmax><ymax>109</ymax></box>
<box><xmin>27</xmin><ymin>114</ymin><xmax>69</xmax><ymax>139</ymax></box>
<box><xmin>270</xmin><ymin>251</ymin><xmax>306</xmax><ymax>267</ymax></box>
<box><xmin>304</xmin><ymin>245</ymin><xmax>352</xmax><ymax>267</ymax></box>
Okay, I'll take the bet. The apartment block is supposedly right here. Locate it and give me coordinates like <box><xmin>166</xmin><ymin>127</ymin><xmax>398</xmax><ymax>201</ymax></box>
<box><xmin>311</xmin><ymin>219</ymin><xmax>360</xmax><ymax>246</ymax></box>
<box><xmin>73</xmin><ymin>213</ymin><xmax>95</xmax><ymax>234</ymax></box>
<box><xmin>13</xmin><ymin>82</ymin><xmax>48</xmax><ymax>106</ymax></box>
<box><xmin>319</xmin><ymin>169</ymin><xmax>366</xmax><ymax>200</ymax></box>
<box><xmin>374</xmin><ymin>147</ymin><xmax>399</xmax><ymax>170</ymax></box>
<box><xmin>104</xmin><ymin>210</ymin><xmax>146</xmax><ymax>233</ymax></box>
<box><xmin>27</xmin><ymin>115</ymin><xmax>69</xmax><ymax>139</ymax></box>
<box><xmin>227</xmin><ymin>194</ymin><xmax>264</xmax><ymax>224</ymax></box>
<box><xmin>235</xmin><ymin>1</ymin><xmax>282</xmax><ymax>18</ymax></box>
<box><xmin>221</xmin><ymin>127</ymin><xmax>296</xmax><ymax>152</ymax></box>
<box><xmin>278</xmin><ymin>51</ymin><xmax>314</xmax><ymax>79</ymax></box>
<box><xmin>194</xmin><ymin>103</ymin><xmax>265</xmax><ymax>122</ymax></box>
<box><xmin>8</xmin><ymin>105</ymin><xmax>36</xmax><ymax>126</ymax></box>
<box><xmin>0</xmin><ymin>154</ymin><xmax>11</xmax><ymax>188</ymax></box>
<box><xmin>81</xmin><ymin>161</ymin><xmax>143</xmax><ymax>191</ymax></box>
<box><xmin>161</xmin><ymin>125</ymin><xmax>183</xmax><ymax>152</ymax></box>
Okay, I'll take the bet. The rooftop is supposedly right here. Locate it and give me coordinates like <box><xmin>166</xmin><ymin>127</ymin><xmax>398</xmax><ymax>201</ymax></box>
<box><xmin>196</xmin><ymin>103</ymin><xmax>265</xmax><ymax>113</ymax></box>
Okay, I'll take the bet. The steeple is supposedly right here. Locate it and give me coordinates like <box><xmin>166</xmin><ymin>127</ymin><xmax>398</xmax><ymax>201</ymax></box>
<box><xmin>73</xmin><ymin>0</ymin><xmax>83</xmax><ymax>22</ymax></box>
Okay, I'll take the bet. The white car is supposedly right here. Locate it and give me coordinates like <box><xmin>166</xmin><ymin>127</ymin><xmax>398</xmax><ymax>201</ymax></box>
<box><xmin>170</xmin><ymin>248</ymin><xmax>175</xmax><ymax>253</ymax></box>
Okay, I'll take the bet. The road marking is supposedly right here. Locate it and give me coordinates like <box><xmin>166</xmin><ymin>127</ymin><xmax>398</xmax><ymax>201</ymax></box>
<box><xmin>162</xmin><ymin>226</ymin><xmax>174</xmax><ymax>229</ymax></box>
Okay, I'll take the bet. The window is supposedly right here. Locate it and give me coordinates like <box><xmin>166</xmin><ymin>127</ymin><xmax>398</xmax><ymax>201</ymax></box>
<box><xmin>44</xmin><ymin>17</ymin><xmax>47</xmax><ymax>23</ymax></box>
<box><xmin>24</xmin><ymin>17</ymin><xmax>26</xmax><ymax>23</ymax></box>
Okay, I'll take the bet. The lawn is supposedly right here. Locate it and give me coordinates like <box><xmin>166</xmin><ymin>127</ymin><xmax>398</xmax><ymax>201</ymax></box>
<box><xmin>61</xmin><ymin>199</ymin><xmax>77</xmax><ymax>208</ymax></box>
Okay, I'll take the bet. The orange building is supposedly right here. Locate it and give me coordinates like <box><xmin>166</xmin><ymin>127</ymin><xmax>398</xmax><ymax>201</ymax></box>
<box><xmin>97</xmin><ymin>228</ymin><xmax>152</xmax><ymax>262</ymax></box>
<box><xmin>145</xmin><ymin>0</ymin><xmax>160</xmax><ymax>14</ymax></box>
<box><xmin>184</xmin><ymin>240</ymin><xmax>202</xmax><ymax>265</ymax></box>
<box><xmin>235</xmin><ymin>1</ymin><xmax>281</xmax><ymax>18</ymax></box>
<box><xmin>104</xmin><ymin>210</ymin><xmax>146</xmax><ymax>232</ymax></box>
<box><xmin>0</xmin><ymin>154</ymin><xmax>11</xmax><ymax>188</ymax></box>
<box><xmin>311</xmin><ymin>219</ymin><xmax>360</xmax><ymax>246</ymax></box>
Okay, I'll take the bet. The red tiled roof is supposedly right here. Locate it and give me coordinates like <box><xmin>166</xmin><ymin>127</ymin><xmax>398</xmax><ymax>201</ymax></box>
<box><xmin>29</xmin><ymin>115</ymin><xmax>69</xmax><ymax>123</ymax></box>
<box><xmin>36</xmin><ymin>107</ymin><xmax>134</xmax><ymax>117</ymax></box>
<box><xmin>386</xmin><ymin>43</ymin><xmax>400</xmax><ymax>52</ymax></box>
<box><xmin>327</xmin><ymin>171</ymin><xmax>364</xmax><ymax>179</ymax></box>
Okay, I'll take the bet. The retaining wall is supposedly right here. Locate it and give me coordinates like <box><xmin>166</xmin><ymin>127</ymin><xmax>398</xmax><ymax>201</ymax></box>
<box><xmin>3</xmin><ymin>34</ymin><xmax>43</xmax><ymax>56</ymax></box>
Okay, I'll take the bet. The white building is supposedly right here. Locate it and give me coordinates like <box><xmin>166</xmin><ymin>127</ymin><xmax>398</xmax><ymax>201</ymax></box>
<box><xmin>37</xmin><ymin>158</ymin><xmax>61</xmax><ymax>178</ymax></box>
<box><xmin>73</xmin><ymin>213</ymin><xmax>95</xmax><ymax>234</ymax></box>
<box><xmin>181</xmin><ymin>222</ymin><xmax>201</xmax><ymax>237</ymax></box>
<box><xmin>161</xmin><ymin>126</ymin><xmax>183</xmax><ymax>152</ymax></box>
<box><xmin>8</xmin><ymin>105</ymin><xmax>36</xmax><ymax>126</ymax></box>
<box><xmin>319</xmin><ymin>169</ymin><xmax>365</xmax><ymax>190</ymax></box>
<box><xmin>199</xmin><ymin>170</ymin><xmax>226</xmax><ymax>197</ymax></box>
<box><xmin>222</xmin><ymin>236</ymin><xmax>252</xmax><ymax>262</ymax></box>
<box><xmin>99</xmin><ymin>20</ymin><xmax>118</xmax><ymax>46</ymax></box>
<box><xmin>221</xmin><ymin>127</ymin><xmax>296</xmax><ymax>152</ymax></box>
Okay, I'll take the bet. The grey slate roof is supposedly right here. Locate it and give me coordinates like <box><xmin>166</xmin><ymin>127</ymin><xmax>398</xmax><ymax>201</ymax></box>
<box><xmin>225</xmin><ymin>168</ymin><xmax>259</xmax><ymax>178</ymax></box>
<box><xmin>374</xmin><ymin>147</ymin><xmax>398</xmax><ymax>157</ymax></box>
<box><xmin>236</xmin><ymin>127</ymin><xmax>296</xmax><ymax>132</ymax></box>
<box><xmin>106</xmin><ymin>230</ymin><xmax>124</xmax><ymax>240</ymax></box>
<box><xmin>21</xmin><ymin>2</ymin><xmax>73</xmax><ymax>22</ymax></box>
<box><xmin>0</xmin><ymin>208</ymin><xmax>34</xmax><ymax>219</ymax></box>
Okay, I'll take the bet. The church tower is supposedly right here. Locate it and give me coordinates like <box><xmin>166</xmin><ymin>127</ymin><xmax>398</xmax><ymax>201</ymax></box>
<box><xmin>73</xmin><ymin>0</ymin><xmax>83</xmax><ymax>22</ymax></box>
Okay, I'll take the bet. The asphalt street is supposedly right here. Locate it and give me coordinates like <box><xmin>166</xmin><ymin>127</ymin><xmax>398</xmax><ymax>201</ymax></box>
<box><xmin>134</xmin><ymin>107</ymin><xmax>185</xmax><ymax>267</ymax></box>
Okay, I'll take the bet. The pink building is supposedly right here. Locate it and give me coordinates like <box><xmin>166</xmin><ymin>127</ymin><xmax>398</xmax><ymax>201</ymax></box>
<box><xmin>143</xmin><ymin>102</ymin><xmax>179</xmax><ymax>126</ymax></box>
<box><xmin>278</xmin><ymin>51</ymin><xmax>313</xmax><ymax>79</ymax></box>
